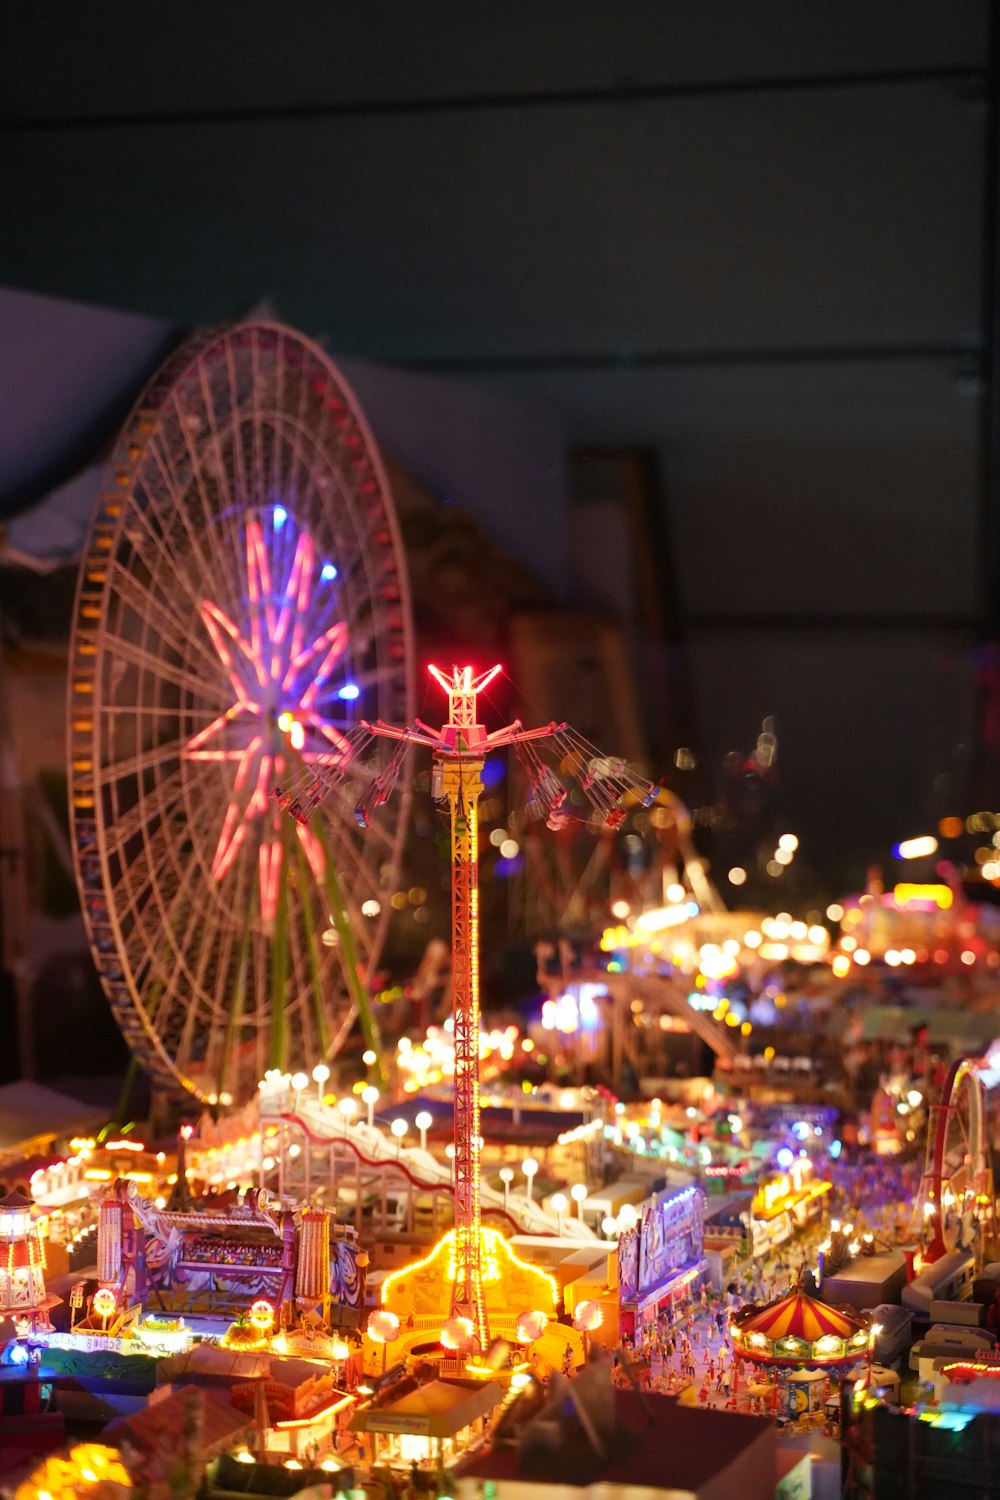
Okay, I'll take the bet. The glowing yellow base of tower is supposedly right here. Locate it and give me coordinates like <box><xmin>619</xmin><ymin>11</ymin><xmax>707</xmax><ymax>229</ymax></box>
<box><xmin>381</xmin><ymin>1226</ymin><xmax>556</xmax><ymax>1324</ymax></box>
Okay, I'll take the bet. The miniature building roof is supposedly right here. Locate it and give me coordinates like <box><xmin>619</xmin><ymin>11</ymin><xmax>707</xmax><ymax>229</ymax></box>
<box><xmin>821</xmin><ymin>1251</ymin><xmax>905</xmax><ymax>1284</ymax></box>
<box><xmin>0</xmin><ymin>1191</ymin><xmax>35</xmax><ymax>1212</ymax></box>
<box><xmin>266</xmin><ymin>1356</ymin><xmax>328</xmax><ymax>1387</ymax></box>
<box><xmin>457</xmin><ymin>1390</ymin><xmax>773</xmax><ymax>1491</ymax></box>
<box><xmin>351</xmin><ymin>1378</ymin><xmax>503</xmax><ymax>1438</ymax></box>
<box><xmin>157</xmin><ymin>1344</ymin><xmax>273</xmax><ymax>1385</ymax></box>
<box><xmin>107</xmin><ymin>1384</ymin><xmax>249</xmax><ymax>1455</ymax></box>
<box><xmin>734</xmin><ymin>1289</ymin><xmax>865</xmax><ymax>1342</ymax></box>
<box><xmin>0</xmin><ymin>1082</ymin><xmax>107</xmax><ymax>1155</ymax></box>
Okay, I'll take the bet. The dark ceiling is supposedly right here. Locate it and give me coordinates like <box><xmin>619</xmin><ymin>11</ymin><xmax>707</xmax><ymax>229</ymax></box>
<box><xmin>0</xmin><ymin>1</ymin><xmax>993</xmax><ymax>887</ymax></box>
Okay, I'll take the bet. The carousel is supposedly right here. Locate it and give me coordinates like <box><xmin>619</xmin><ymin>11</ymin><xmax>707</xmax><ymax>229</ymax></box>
<box><xmin>730</xmin><ymin>1287</ymin><xmax>874</xmax><ymax>1419</ymax></box>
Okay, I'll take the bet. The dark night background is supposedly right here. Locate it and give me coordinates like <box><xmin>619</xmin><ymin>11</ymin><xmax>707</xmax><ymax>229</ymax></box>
<box><xmin>0</xmin><ymin>1</ymin><xmax>997</xmax><ymax>902</ymax></box>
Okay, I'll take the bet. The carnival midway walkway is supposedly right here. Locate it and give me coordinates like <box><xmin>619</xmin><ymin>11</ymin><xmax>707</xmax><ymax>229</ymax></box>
<box><xmin>611</xmin><ymin>1219</ymin><xmax>838</xmax><ymax>1420</ymax></box>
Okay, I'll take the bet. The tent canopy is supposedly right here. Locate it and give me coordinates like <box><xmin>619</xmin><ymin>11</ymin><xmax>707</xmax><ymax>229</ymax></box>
<box><xmin>734</xmin><ymin>1289</ymin><xmax>865</xmax><ymax>1343</ymax></box>
<box><xmin>350</xmin><ymin>1378</ymin><xmax>502</xmax><ymax>1439</ymax></box>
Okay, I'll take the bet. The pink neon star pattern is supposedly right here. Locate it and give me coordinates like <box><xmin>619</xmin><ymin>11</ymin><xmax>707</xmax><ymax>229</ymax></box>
<box><xmin>185</xmin><ymin>517</ymin><xmax>347</xmax><ymax>917</ymax></box>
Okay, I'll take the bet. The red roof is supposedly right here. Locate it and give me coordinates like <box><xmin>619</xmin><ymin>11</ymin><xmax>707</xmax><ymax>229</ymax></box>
<box><xmin>734</xmin><ymin>1289</ymin><xmax>865</xmax><ymax>1342</ymax></box>
<box><xmin>107</xmin><ymin>1386</ymin><xmax>250</xmax><ymax>1457</ymax></box>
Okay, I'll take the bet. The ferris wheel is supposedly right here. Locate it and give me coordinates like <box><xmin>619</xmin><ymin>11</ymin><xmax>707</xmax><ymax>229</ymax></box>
<box><xmin>68</xmin><ymin>322</ymin><xmax>414</xmax><ymax>1105</ymax></box>
<box><xmin>918</xmin><ymin>1056</ymin><xmax>995</xmax><ymax>1263</ymax></box>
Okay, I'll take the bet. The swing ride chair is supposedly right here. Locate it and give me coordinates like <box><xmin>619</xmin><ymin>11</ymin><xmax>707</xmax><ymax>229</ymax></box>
<box><xmin>272</xmin><ymin>672</ymin><xmax>656</xmax><ymax>836</ymax></box>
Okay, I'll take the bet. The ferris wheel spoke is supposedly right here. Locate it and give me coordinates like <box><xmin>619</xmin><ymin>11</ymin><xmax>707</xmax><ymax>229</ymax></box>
<box><xmin>142</xmin><ymin>434</ymin><xmax>237</xmax><ymax>605</ymax></box>
<box><xmin>99</xmin><ymin>768</ymin><xmax>191</xmax><ymax>854</ymax></box>
<box><xmin>101</xmin><ymin>631</ymin><xmax>233</xmax><ymax>708</ymax></box>
<box><xmin>104</xmin><ymin>496</ymin><xmax>208</xmax><ymax>628</ymax></box>
<box><xmin>188</xmin><ymin>376</ymin><xmax>253</xmax><ymax>607</ymax></box>
<box><xmin>95</xmin><ymin>735</ymin><xmax>194</xmax><ymax>789</ymax></box>
<box><xmin>105</xmin><ymin>558</ymin><xmax>225</xmax><ymax>686</ymax></box>
<box><xmin>167</xmin><ymin>382</ymin><xmax>238</xmax><ymax>563</ymax></box>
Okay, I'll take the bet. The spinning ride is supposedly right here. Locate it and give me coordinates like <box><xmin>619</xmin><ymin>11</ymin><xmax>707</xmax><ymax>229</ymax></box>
<box><xmin>68</xmin><ymin>322</ymin><xmax>413</xmax><ymax>1105</ymax></box>
<box><xmin>278</xmin><ymin>663</ymin><xmax>656</xmax><ymax>1350</ymax></box>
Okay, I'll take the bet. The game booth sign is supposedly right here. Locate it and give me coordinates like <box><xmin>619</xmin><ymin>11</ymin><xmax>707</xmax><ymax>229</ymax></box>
<box><xmin>617</xmin><ymin>1185</ymin><xmax>706</xmax><ymax>1339</ymax></box>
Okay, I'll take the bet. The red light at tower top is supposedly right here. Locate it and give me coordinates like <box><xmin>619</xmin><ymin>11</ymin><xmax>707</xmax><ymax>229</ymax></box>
<box><xmin>426</xmin><ymin>664</ymin><xmax>502</xmax><ymax>748</ymax></box>
<box><xmin>427</xmin><ymin>663</ymin><xmax>502</xmax><ymax>698</ymax></box>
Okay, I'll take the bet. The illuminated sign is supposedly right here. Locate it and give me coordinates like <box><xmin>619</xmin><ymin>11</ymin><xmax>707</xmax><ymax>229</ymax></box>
<box><xmin>893</xmin><ymin>883</ymin><xmax>953</xmax><ymax>910</ymax></box>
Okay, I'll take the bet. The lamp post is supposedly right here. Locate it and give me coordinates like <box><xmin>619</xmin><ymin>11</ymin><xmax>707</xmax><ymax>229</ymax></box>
<box><xmin>499</xmin><ymin>1167</ymin><xmax>514</xmax><ymax>1212</ymax></box>
<box><xmin>362</xmin><ymin>1049</ymin><xmax>378</xmax><ymax>1070</ymax></box>
<box><xmin>618</xmin><ymin>1202</ymin><xmax>638</xmax><ymax>1234</ymax></box>
<box><xmin>522</xmin><ymin>1157</ymin><xmax>538</xmax><ymax>1203</ymax></box>
<box><xmin>514</xmin><ymin>1310</ymin><xmax>548</xmax><ymax>1357</ymax></box>
<box><xmin>362</xmin><ymin>1086</ymin><xmax>379</xmax><ymax>1130</ymax></box>
<box><xmin>415</xmin><ymin>1110</ymin><xmax>433</xmax><ymax>1152</ymax></box>
<box><xmin>391</xmin><ymin>1118</ymin><xmax>407</xmax><ymax>1157</ymax></box>
<box><xmin>291</xmin><ymin>1072</ymin><xmax>308</xmax><ymax>1111</ymax></box>
<box><xmin>573</xmin><ymin>1299</ymin><xmax>603</xmax><ymax>1363</ymax></box>
<box><xmin>312</xmin><ymin>1063</ymin><xmax>330</xmax><ymax>1103</ymax></box>
<box><xmin>441</xmin><ymin>1316</ymin><xmax>477</xmax><ymax>1359</ymax></box>
<box><xmin>550</xmin><ymin>1193</ymin><xmax>568</xmax><ymax>1236</ymax></box>
<box><xmin>367</xmin><ymin>1309</ymin><xmax>400</xmax><ymax>1374</ymax></box>
<box><xmin>570</xmin><ymin>1182</ymin><xmax>588</xmax><ymax>1219</ymax></box>
<box><xmin>601</xmin><ymin>1215</ymin><xmax>619</xmax><ymax>1239</ymax></box>
<box><xmin>338</xmin><ymin>1097</ymin><xmax>357</xmax><ymax>1127</ymax></box>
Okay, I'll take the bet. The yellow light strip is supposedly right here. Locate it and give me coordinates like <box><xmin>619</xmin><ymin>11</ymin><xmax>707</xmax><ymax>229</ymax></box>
<box><xmin>380</xmin><ymin>1227</ymin><xmax>558</xmax><ymax>1310</ymax></box>
<box><xmin>275</xmin><ymin>1394</ymin><xmax>355</xmax><ymax>1429</ymax></box>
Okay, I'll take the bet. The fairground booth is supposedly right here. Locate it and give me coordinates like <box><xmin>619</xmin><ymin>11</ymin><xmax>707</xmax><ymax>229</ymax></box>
<box><xmin>617</xmin><ymin>1185</ymin><xmax>706</xmax><ymax>1341</ymax></box>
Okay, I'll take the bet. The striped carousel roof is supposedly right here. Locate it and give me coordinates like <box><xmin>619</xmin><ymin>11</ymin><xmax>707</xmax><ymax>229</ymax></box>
<box><xmin>734</xmin><ymin>1289</ymin><xmax>864</xmax><ymax>1342</ymax></box>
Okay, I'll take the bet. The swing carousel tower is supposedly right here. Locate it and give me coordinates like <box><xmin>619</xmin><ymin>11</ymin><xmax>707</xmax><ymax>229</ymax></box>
<box><xmin>276</xmin><ymin>664</ymin><xmax>655</xmax><ymax>1350</ymax></box>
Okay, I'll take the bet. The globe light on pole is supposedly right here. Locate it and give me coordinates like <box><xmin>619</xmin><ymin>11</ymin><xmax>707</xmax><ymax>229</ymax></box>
<box><xmin>514</xmin><ymin>1310</ymin><xmax>548</xmax><ymax>1346</ymax></box>
<box><xmin>362</xmin><ymin>1049</ymin><xmax>378</xmax><ymax>1069</ymax></box>
<box><xmin>618</xmin><ymin>1202</ymin><xmax>638</xmax><ymax>1229</ymax></box>
<box><xmin>361</xmin><ymin>1085</ymin><xmax>379</xmax><ymax>1130</ymax></box>
<box><xmin>601</xmin><ymin>1215</ymin><xmax>619</xmax><ymax>1239</ymax></box>
<box><xmin>570</xmin><ymin>1182</ymin><xmax>588</xmax><ymax>1219</ymax></box>
<box><xmin>338</xmin><ymin>1097</ymin><xmax>357</xmax><ymax>1125</ymax></box>
<box><xmin>291</xmin><ymin>1071</ymin><xmax>308</xmax><ymax>1109</ymax></box>
<box><xmin>499</xmin><ymin>1166</ymin><xmax>514</xmax><ymax>1212</ymax></box>
<box><xmin>550</xmin><ymin>1192</ymin><xmax>568</xmax><ymax>1235</ymax></box>
<box><xmin>415</xmin><ymin>1110</ymin><xmax>433</xmax><ymax>1152</ymax></box>
<box><xmin>391</xmin><ymin>1118</ymin><xmax>408</xmax><ymax>1157</ymax></box>
<box><xmin>441</xmin><ymin>1315</ymin><xmax>476</xmax><ymax>1353</ymax></box>
<box><xmin>522</xmin><ymin>1157</ymin><xmax>539</xmax><ymax>1203</ymax></box>
<box><xmin>367</xmin><ymin>1308</ymin><xmax>400</xmax><ymax>1373</ymax></box>
<box><xmin>312</xmin><ymin>1063</ymin><xmax>330</xmax><ymax>1102</ymax></box>
<box><xmin>573</xmin><ymin>1298</ymin><xmax>603</xmax><ymax>1361</ymax></box>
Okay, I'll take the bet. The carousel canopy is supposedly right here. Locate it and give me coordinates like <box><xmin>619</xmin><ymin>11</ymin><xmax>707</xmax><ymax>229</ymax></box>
<box><xmin>734</xmin><ymin>1289</ymin><xmax>865</xmax><ymax>1344</ymax></box>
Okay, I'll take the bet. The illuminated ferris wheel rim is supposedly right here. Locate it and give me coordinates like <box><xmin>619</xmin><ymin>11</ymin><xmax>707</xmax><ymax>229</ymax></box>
<box><xmin>922</xmin><ymin>1055</ymin><xmax>995</xmax><ymax>1261</ymax></box>
<box><xmin>68</xmin><ymin>319</ymin><xmax>415</xmax><ymax>1103</ymax></box>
